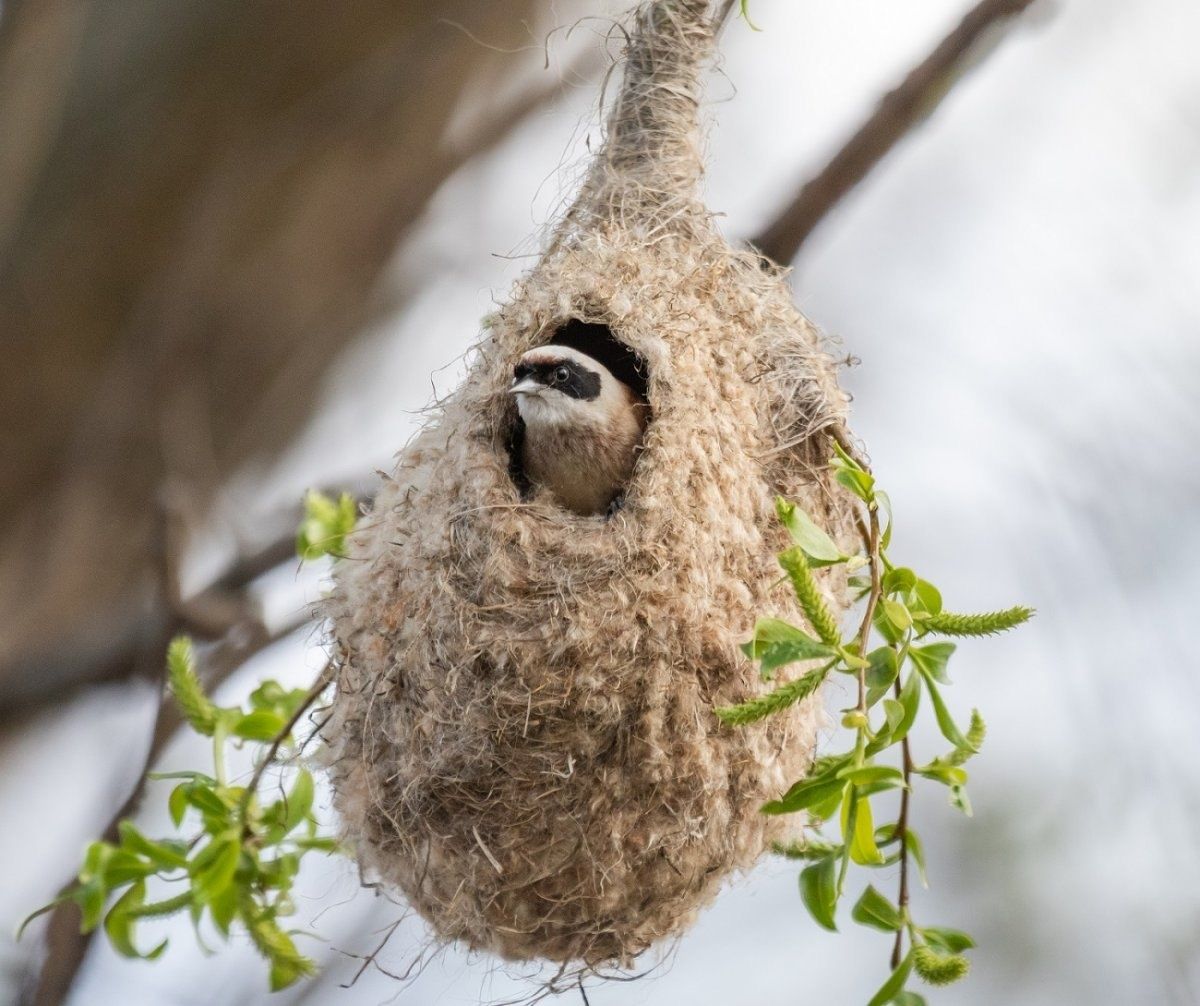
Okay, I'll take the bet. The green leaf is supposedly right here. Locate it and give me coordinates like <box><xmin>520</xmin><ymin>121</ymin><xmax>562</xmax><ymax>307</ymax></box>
<box><xmin>282</xmin><ymin>770</ymin><xmax>315</xmax><ymax>836</ymax></box>
<box><xmin>799</xmin><ymin>856</ymin><xmax>838</xmax><ymax>932</ymax></box>
<box><xmin>921</xmin><ymin>926</ymin><xmax>977</xmax><ymax>954</ymax></box>
<box><xmin>293</xmin><ymin>836</ymin><xmax>341</xmax><ymax>853</ymax></box>
<box><xmin>168</xmin><ymin>784</ymin><xmax>189</xmax><ymax>828</ymax></box>
<box><xmin>946</xmin><ymin>710</ymin><xmax>987</xmax><ymax>765</ymax></box>
<box><xmin>762</xmin><ymin>774</ymin><xmax>845</xmax><ymax>816</ymax></box>
<box><xmin>867</xmin><ymin>949</ymin><xmax>914</xmax><ymax>1006</ymax></box>
<box><xmin>882</xmin><ymin>567</ymin><xmax>917</xmax><ymax>595</ymax></box>
<box><xmin>950</xmin><ymin>784</ymin><xmax>973</xmax><ymax>817</ymax></box>
<box><xmin>185</xmin><ymin>783</ymin><xmax>229</xmax><ymax>818</ymax></box>
<box><xmin>881</xmin><ymin>599</ymin><xmax>912</xmax><ymax>633</ymax></box>
<box><xmin>741</xmin><ymin>619</ymin><xmax>835</xmax><ymax>679</ymax></box>
<box><xmin>907</xmin><ymin>828</ymin><xmax>929</xmax><ymax>888</ymax></box>
<box><xmin>835</xmin><ymin>465</ymin><xmax>876</xmax><ymax>503</ymax></box>
<box><xmin>190</xmin><ymin>839</ymin><xmax>240</xmax><ymax>904</ymax></box>
<box><xmin>916</xmin><ymin>762</ymin><xmax>968</xmax><ymax>788</ymax></box>
<box><xmin>716</xmin><ymin>663</ymin><xmax>831</xmax><ymax>727</ymax></box>
<box><xmin>208</xmin><ymin>881</ymin><xmax>239</xmax><ymax>937</ymax></box>
<box><xmin>919</xmin><ymin>673</ymin><xmax>973</xmax><ymax>751</ymax></box>
<box><xmin>883</xmin><ymin>699</ymin><xmax>906</xmax><ymax>734</ymax></box>
<box><xmin>809</xmin><ymin>783</ymin><xmax>848</xmax><ymax>822</ymax></box>
<box><xmin>893</xmin><ymin>993</ymin><xmax>928</xmax><ymax>1006</ymax></box>
<box><xmin>867</xmin><ymin>670</ymin><xmax>920</xmax><ymax>755</ymax></box>
<box><xmin>922</xmin><ymin>606</ymin><xmax>1034</xmax><ymax>637</ymax></box>
<box><xmin>837</xmin><ymin>765</ymin><xmax>905</xmax><ymax>790</ymax></box>
<box><xmin>913</xmin><ymin>579</ymin><xmax>943</xmax><ymax>616</ymax></box>
<box><xmin>147</xmin><ymin>770</ymin><xmax>218</xmax><ymax>783</ymax></box>
<box><xmin>908</xmin><ymin>643</ymin><xmax>956</xmax><ymax>684</ymax></box>
<box><xmin>166</xmin><ymin>637</ymin><xmax>217</xmax><ymax>736</ymax></box>
<box><xmin>851</xmin><ymin>885</ymin><xmax>902</xmax><ymax>932</ymax></box>
<box><xmin>103</xmin><ymin>850</ymin><xmax>158</xmax><ymax>886</ymax></box>
<box><xmin>753</xmin><ymin>639</ymin><xmax>834</xmax><ymax>676</ymax></box>
<box><xmin>876</xmin><ymin>490</ymin><xmax>894</xmax><ymax>549</ymax></box>
<box><xmin>78</xmin><ymin>881</ymin><xmax>108</xmax><ymax>932</ymax></box>
<box><xmin>843</xmin><ymin>792</ymin><xmax>884</xmax><ymax>866</ymax></box>
<box><xmin>233</xmin><ymin>710</ymin><xmax>287</xmax><ymax>742</ymax></box>
<box><xmin>103</xmin><ymin>881</ymin><xmax>168</xmax><ymax>960</ymax></box>
<box><xmin>296</xmin><ymin>490</ymin><xmax>357</xmax><ymax>561</ymax></box>
<box><xmin>866</xmin><ymin>647</ymin><xmax>899</xmax><ymax>692</ymax></box>
<box><xmin>775</xmin><ymin>497</ymin><xmax>844</xmax><ymax>564</ymax></box>
<box><xmin>16</xmin><ymin>894</ymin><xmax>71</xmax><ymax>941</ymax></box>
<box><xmin>118</xmin><ymin>821</ymin><xmax>188</xmax><ymax>870</ymax></box>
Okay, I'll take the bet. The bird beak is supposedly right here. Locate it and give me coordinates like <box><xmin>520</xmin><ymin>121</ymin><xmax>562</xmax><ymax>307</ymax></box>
<box><xmin>509</xmin><ymin>377</ymin><xmax>543</xmax><ymax>396</ymax></box>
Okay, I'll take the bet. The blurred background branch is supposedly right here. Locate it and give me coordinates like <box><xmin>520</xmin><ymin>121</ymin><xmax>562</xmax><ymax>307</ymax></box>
<box><xmin>0</xmin><ymin>0</ymin><xmax>587</xmax><ymax>714</ymax></box>
<box><xmin>751</xmin><ymin>0</ymin><xmax>1037</xmax><ymax>263</ymax></box>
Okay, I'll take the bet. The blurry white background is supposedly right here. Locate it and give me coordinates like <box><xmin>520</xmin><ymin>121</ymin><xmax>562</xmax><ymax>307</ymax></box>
<box><xmin>2</xmin><ymin>0</ymin><xmax>1198</xmax><ymax>1002</ymax></box>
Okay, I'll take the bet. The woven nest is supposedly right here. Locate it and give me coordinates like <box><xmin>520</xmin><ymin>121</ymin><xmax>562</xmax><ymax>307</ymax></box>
<box><xmin>325</xmin><ymin>0</ymin><xmax>858</xmax><ymax>971</ymax></box>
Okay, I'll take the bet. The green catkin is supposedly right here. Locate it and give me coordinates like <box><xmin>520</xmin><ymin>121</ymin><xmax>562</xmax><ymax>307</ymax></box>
<box><xmin>771</xmin><ymin>837</ymin><xmax>841</xmax><ymax>860</ymax></box>
<box><xmin>166</xmin><ymin>637</ymin><xmax>217</xmax><ymax>736</ymax></box>
<box><xmin>715</xmin><ymin>665</ymin><xmax>830</xmax><ymax>726</ymax></box>
<box><xmin>777</xmin><ymin>547</ymin><xmax>842</xmax><ymax>646</ymax></box>
<box><xmin>128</xmin><ymin>892</ymin><xmax>194</xmax><ymax>919</ymax></box>
<box><xmin>923</xmin><ymin>606</ymin><xmax>1034</xmax><ymax>637</ymax></box>
<box><xmin>242</xmin><ymin>899</ymin><xmax>316</xmax><ymax>984</ymax></box>
<box><xmin>913</xmin><ymin>945</ymin><xmax>971</xmax><ymax>986</ymax></box>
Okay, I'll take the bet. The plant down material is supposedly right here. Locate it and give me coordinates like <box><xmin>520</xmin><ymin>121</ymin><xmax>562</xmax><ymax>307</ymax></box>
<box><xmin>324</xmin><ymin>0</ymin><xmax>857</xmax><ymax>968</ymax></box>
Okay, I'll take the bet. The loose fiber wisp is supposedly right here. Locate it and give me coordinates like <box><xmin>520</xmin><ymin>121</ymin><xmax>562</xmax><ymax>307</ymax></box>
<box><xmin>324</xmin><ymin>0</ymin><xmax>859</xmax><ymax>971</ymax></box>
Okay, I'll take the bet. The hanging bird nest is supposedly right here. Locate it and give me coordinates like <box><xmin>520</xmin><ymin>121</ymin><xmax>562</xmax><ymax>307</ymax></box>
<box><xmin>324</xmin><ymin>0</ymin><xmax>858</xmax><ymax>971</ymax></box>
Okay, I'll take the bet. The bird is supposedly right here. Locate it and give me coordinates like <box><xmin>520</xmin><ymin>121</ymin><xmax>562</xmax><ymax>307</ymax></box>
<box><xmin>508</xmin><ymin>343</ymin><xmax>650</xmax><ymax>516</ymax></box>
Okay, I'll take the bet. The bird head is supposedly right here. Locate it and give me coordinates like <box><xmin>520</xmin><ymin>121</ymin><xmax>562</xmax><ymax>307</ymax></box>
<box><xmin>509</xmin><ymin>345</ymin><xmax>625</xmax><ymax>430</ymax></box>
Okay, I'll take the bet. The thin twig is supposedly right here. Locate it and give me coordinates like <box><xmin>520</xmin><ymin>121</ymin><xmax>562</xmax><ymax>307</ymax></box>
<box><xmin>891</xmin><ymin>688</ymin><xmax>915</xmax><ymax>970</ymax></box>
<box><xmin>339</xmin><ymin>916</ymin><xmax>404</xmax><ymax>989</ymax></box>
<box><xmin>751</xmin><ymin>0</ymin><xmax>1038</xmax><ymax>264</ymax></box>
<box><xmin>239</xmin><ymin>663</ymin><xmax>334</xmax><ymax>815</ymax></box>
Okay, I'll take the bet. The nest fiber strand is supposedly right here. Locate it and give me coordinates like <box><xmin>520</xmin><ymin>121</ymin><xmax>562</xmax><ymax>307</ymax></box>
<box><xmin>325</xmin><ymin>0</ymin><xmax>857</xmax><ymax>968</ymax></box>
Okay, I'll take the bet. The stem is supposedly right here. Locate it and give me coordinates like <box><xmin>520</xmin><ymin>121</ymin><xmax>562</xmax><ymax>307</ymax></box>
<box><xmin>238</xmin><ymin>664</ymin><xmax>333</xmax><ymax>818</ymax></box>
<box><xmin>855</xmin><ymin>502</ymin><xmax>883</xmax><ymax>717</ymax></box>
<box><xmin>890</xmin><ymin>674</ymin><xmax>915</xmax><ymax>969</ymax></box>
<box><xmin>212</xmin><ymin>723</ymin><xmax>228</xmax><ymax>787</ymax></box>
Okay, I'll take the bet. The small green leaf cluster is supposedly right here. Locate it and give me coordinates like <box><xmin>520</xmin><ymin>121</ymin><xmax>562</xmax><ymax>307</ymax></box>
<box><xmin>22</xmin><ymin>639</ymin><xmax>340</xmax><ymax>991</ymax></box>
<box><xmin>295</xmin><ymin>490</ymin><xmax>357</xmax><ymax>561</ymax></box>
<box><xmin>718</xmin><ymin>444</ymin><xmax>1032</xmax><ymax>1005</ymax></box>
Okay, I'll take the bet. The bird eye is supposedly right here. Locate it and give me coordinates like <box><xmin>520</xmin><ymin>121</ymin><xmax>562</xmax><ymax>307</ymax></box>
<box><xmin>553</xmin><ymin>366</ymin><xmax>570</xmax><ymax>384</ymax></box>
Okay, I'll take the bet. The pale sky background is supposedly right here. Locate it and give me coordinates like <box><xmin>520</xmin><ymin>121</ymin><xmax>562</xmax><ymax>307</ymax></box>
<box><xmin>3</xmin><ymin>0</ymin><xmax>1198</xmax><ymax>1002</ymax></box>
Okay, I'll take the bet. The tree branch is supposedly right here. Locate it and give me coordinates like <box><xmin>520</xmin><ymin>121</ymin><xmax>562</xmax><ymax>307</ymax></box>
<box><xmin>24</xmin><ymin>602</ymin><xmax>312</xmax><ymax>1006</ymax></box>
<box><xmin>751</xmin><ymin>0</ymin><xmax>1038</xmax><ymax>264</ymax></box>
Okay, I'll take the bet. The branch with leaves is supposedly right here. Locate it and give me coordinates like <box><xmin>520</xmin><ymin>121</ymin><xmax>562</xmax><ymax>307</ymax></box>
<box><xmin>20</xmin><ymin>492</ymin><xmax>355</xmax><ymax>993</ymax></box>
<box><xmin>21</xmin><ymin>639</ymin><xmax>338</xmax><ymax>991</ymax></box>
<box><xmin>717</xmin><ymin>445</ymin><xmax>1031</xmax><ymax>1005</ymax></box>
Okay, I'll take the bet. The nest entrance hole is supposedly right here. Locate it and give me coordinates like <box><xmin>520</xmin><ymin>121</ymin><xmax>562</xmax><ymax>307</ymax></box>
<box><xmin>505</xmin><ymin>320</ymin><xmax>652</xmax><ymax>502</ymax></box>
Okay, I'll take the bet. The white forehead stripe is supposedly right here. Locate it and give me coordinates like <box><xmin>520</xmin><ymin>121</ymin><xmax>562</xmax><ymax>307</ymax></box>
<box><xmin>519</xmin><ymin>345</ymin><xmax>606</xmax><ymax>371</ymax></box>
